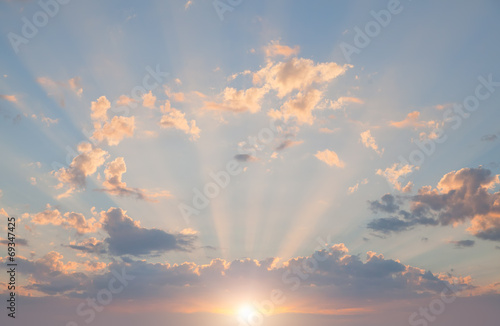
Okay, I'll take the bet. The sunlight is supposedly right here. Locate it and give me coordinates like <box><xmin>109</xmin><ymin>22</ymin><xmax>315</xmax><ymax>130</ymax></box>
<box><xmin>238</xmin><ymin>304</ymin><xmax>257</xmax><ymax>320</ymax></box>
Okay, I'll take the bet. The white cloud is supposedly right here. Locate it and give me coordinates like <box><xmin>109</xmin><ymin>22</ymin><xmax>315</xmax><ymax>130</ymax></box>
<box><xmin>376</xmin><ymin>162</ymin><xmax>416</xmax><ymax>192</ymax></box>
<box><xmin>53</xmin><ymin>142</ymin><xmax>108</xmax><ymax>198</ymax></box>
<box><xmin>315</xmin><ymin>149</ymin><xmax>345</xmax><ymax>168</ymax></box>
<box><xmin>360</xmin><ymin>130</ymin><xmax>384</xmax><ymax>156</ymax></box>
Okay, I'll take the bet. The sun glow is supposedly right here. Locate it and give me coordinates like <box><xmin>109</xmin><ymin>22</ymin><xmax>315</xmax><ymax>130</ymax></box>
<box><xmin>238</xmin><ymin>304</ymin><xmax>257</xmax><ymax>320</ymax></box>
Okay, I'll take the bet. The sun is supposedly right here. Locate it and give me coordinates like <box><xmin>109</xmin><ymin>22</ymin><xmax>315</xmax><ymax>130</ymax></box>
<box><xmin>238</xmin><ymin>304</ymin><xmax>257</xmax><ymax>320</ymax></box>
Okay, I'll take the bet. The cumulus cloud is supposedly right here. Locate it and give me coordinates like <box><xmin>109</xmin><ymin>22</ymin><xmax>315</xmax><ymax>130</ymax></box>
<box><xmin>100</xmin><ymin>207</ymin><xmax>197</xmax><ymax>256</ymax></box>
<box><xmin>13</xmin><ymin>242</ymin><xmax>476</xmax><ymax>308</ymax></box>
<box><xmin>92</xmin><ymin>116</ymin><xmax>136</xmax><ymax>146</ymax></box>
<box><xmin>369</xmin><ymin>194</ymin><xmax>400</xmax><ymax>213</ymax></box>
<box><xmin>368</xmin><ymin>167</ymin><xmax>500</xmax><ymax>241</ymax></box>
<box><xmin>2</xmin><ymin>251</ymin><xmax>87</xmax><ymax>295</ymax></box>
<box><xmin>160</xmin><ymin>105</ymin><xmax>200</xmax><ymax>140</ymax></box>
<box><xmin>90</xmin><ymin>96</ymin><xmax>111</xmax><ymax>122</ymax></box>
<box><xmin>142</xmin><ymin>90</ymin><xmax>156</xmax><ymax>108</ymax></box>
<box><xmin>253</xmin><ymin>57</ymin><xmax>351</xmax><ymax>98</ymax></box>
<box><xmin>202</xmin><ymin>86</ymin><xmax>269</xmax><ymax>113</ymax></box>
<box><xmin>360</xmin><ymin>130</ymin><xmax>384</xmax><ymax>155</ymax></box>
<box><xmin>264</xmin><ymin>41</ymin><xmax>300</xmax><ymax>58</ymax></box>
<box><xmin>280</xmin><ymin>88</ymin><xmax>323</xmax><ymax>124</ymax></box>
<box><xmin>98</xmin><ymin>157</ymin><xmax>170</xmax><ymax>202</ymax></box>
<box><xmin>29</xmin><ymin>204</ymin><xmax>101</xmax><ymax>234</ymax></box>
<box><xmin>315</xmin><ymin>149</ymin><xmax>345</xmax><ymax>168</ymax></box>
<box><xmin>53</xmin><ymin>142</ymin><xmax>108</xmax><ymax>198</ymax></box>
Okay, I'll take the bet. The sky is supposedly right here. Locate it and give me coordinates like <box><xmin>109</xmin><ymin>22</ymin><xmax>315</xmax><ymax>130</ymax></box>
<box><xmin>1</xmin><ymin>0</ymin><xmax>500</xmax><ymax>325</ymax></box>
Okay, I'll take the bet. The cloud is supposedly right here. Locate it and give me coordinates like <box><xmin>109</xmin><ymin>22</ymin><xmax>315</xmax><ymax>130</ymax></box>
<box><xmin>264</xmin><ymin>41</ymin><xmax>300</xmax><ymax>58</ymax></box>
<box><xmin>202</xmin><ymin>86</ymin><xmax>269</xmax><ymax>113</ymax></box>
<box><xmin>100</xmin><ymin>207</ymin><xmax>197</xmax><ymax>256</ymax></box>
<box><xmin>369</xmin><ymin>194</ymin><xmax>399</xmax><ymax>213</ymax></box>
<box><xmin>90</xmin><ymin>96</ymin><xmax>111</xmax><ymax>122</ymax></box>
<box><xmin>253</xmin><ymin>57</ymin><xmax>351</xmax><ymax>98</ymax></box>
<box><xmin>98</xmin><ymin>157</ymin><xmax>170</xmax><ymax>202</ymax></box>
<box><xmin>65</xmin><ymin>237</ymin><xmax>107</xmax><ymax>254</ymax></box>
<box><xmin>234</xmin><ymin>154</ymin><xmax>258</xmax><ymax>162</ymax></box>
<box><xmin>184</xmin><ymin>0</ymin><xmax>192</xmax><ymax>10</ymax></box>
<box><xmin>23</xmin><ymin>243</ymin><xmax>476</xmax><ymax>306</ymax></box>
<box><xmin>376</xmin><ymin>162</ymin><xmax>416</xmax><ymax>192</ymax></box>
<box><xmin>53</xmin><ymin>142</ymin><xmax>108</xmax><ymax>198</ymax></box>
<box><xmin>275</xmin><ymin>139</ymin><xmax>303</xmax><ymax>151</ymax></box>
<box><xmin>329</xmin><ymin>96</ymin><xmax>364</xmax><ymax>110</ymax></box>
<box><xmin>348</xmin><ymin>178</ymin><xmax>368</xmax><ymax>194</ymax></box>
<box><xmin>0</xmin><ymin>237</ymin><xmax>28</xmax><ymax>246</ymax></box>
<box><xmin>142</xmin><ymin>90</ymin><xmax>156</xmax><ymax>108</ymax></box>
<box><xmin>117</xmin><ymin>95</ymin><xmax>136</xmax><ymax>106</ymax></box>
<box><xmin>449</xmin><ymin>240</ymin><xmax>475</xmax><ymax>248</ymax></box>
<box><xmin>67</xmin><ymin>77</ymin><xmax>83</xmax><ymax>96</ymax></box>
<box><xmin>29</xmin><ymin>204</ymin><xmax>101</xmax><ymax>234</ymax></box>
<box><xmin>92</xmin><ymin>116</ymin><xmax>136</xmax><ymax>146</ymax></box>
<box><xmin>368</xmin><ymin>167</ymin><xmax>500</xmax><ymax>241</ymax></box>
<box><xmin>319</xmin><ymin>127</ymin><xmax>339</xmax><ymax>134</ymax></box>
<box><xmin>389</xmin><ymin>111</ymin><xmax>436</xmax><ymax>129</ymax></box>
<box><xmin>315</xmin><ymin>149</ymin><xmax>345</xmax><ymax>168</ymax></box>
<box><xmin>0</xmin><ymin>94</ymin><xmax>18</xmax><ymax>103</ymax></box>
<box><xmin>4</xmin><ymin>251</ymin><xmax>87</xmax><ymax>295</ymax></box>
<box><xmin>36</xmin><ymin>76</ymin><xmax>83</xmax><ymax>105</ymax></box>
<box><xmin>360</xmin><ymin>130</ymin><xmax>384</xmax><ymax>155</ymax></box>
<box><xmin>160</xmin><ymin>106</ymin><xmax>200</xmax><ymax>140</ymax></box>
<box><xmin>280</xmin><ymin>88</ymin><xmax>323</xmax><ymax>125</ymax></box>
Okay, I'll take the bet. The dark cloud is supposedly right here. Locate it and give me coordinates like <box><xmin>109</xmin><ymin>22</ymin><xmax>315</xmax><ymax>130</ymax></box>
<box><xmin>64</xmin><ymin>238</ymin><xmax>107</xmax><ymax>254</ymax></box>
<box><xmin>6</xmin><ymin>252</ymin><xmax>89</xmax><ymax>295</ymax></box>
<box><xmin>274</xmin><ymin>139</ymin><xmax>302</xmax><ymax>151</ymax></box>
<box><xmin>101</xmin><ymin>207</ymin><xmax>197</xmax><ymax>256</ymax></box>
<box><xmin>450</xmin><ymin>240</ymin><xmax>475</xmax><ymax>248</ymax></box>
<box><xmin>0</xmin><ymin>237</ymin><xmax>28</xmax><ymax>246</ymax></box>
<box><xmin>234</xmin><ymin>154</ymin><xmax>258</xmax><ymax>162</ymax></box>
<box><xmin>367</xmin><ymin>167</ymin><xmax>500</xmax><ymax>241</ymax></box>
<box><xmin>369</xmin><ymin>194</ymin><xmax>399</xmax><ymax>213</ymax></box>
<box><xmin>367</xmin><ymin>217</ymin><xmax>414</xmax><ymax>233</ymax></box>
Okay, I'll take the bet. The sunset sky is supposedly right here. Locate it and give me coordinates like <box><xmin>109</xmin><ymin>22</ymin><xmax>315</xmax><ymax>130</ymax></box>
<box><xmin>1</xmin><ymin>1</ymin><xmax>500</xmax><ymax>325</ymax></box>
